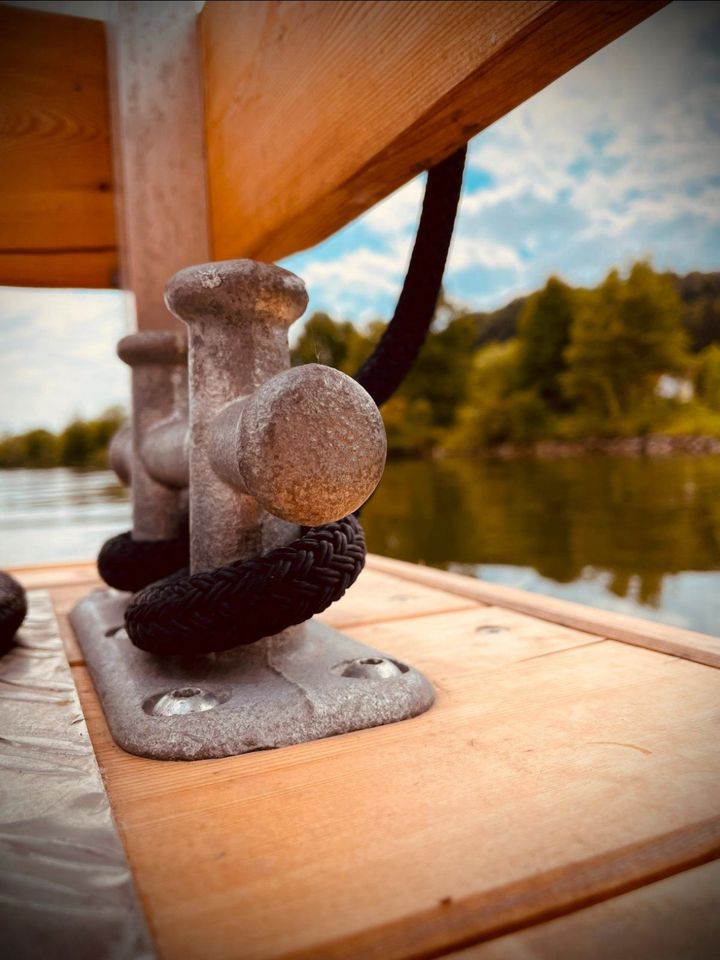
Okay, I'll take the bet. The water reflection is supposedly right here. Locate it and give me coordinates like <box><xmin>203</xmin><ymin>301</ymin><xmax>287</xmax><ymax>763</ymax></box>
<box><xmin>1</xmin><ymin>459</ymin><xmax>718</xmax><ymax>635</ymax></box>
<box><xmin>0</xmin><ymin>469</ymin><xmax>130</xmax><ymax>565</ymax></box>
<box><xmin>362</xmin><ymin>456</ymin><xmax>720</xmax><ymax>635</ymax></box>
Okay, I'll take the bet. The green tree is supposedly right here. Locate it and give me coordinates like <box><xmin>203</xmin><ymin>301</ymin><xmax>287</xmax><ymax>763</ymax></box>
<box><xmin>21</xmin><ymin>429</ymin><xmax>59</xmax><ymax>467</ymax></box>
<box><xmin>59</xmin><ymin>419</ymin><xmax>92</xmax><ymax>467</ymax></box>
<box><xmin>396</xmin><ymin>312</ymin><xmax>478</xmax><ymax>429</ymax></box>
<box><xmin>563</xmin><ymin>263</ymin><xmax>688</xmax><ymax>425</ymax></box>
<box><xmin>515</xmin><ymin>276</ymin><xmax>575</xmax><ymax>410</ymax></box>
<box><xmin>291</xmin><ymin>312</ymin><xmax>368</xmax><ymax>374</ymax></box>
<box><xmin>447</xmin><ymin>340</ymin><xmax>544</xmax><ymax>450</ymax></box>
<box><xmin>0</xmin><ymin>429</ymin><xmax>59</xmax><ymax>467</ymax></box>
<box><xmin>694</xmin><ymin>344</ymin><xmax>720</xmax><ymax>408</ymax></box>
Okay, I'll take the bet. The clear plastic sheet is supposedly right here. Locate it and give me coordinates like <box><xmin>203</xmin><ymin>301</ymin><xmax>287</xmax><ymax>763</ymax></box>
<box><xmin>0</xmin><ymin>590</ymin><xmax>155</xmax><ymax>960</ymax></box>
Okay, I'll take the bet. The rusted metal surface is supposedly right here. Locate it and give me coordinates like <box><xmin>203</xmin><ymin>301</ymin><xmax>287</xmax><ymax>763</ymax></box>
<box><xmin>0</xmin><ymin>591</ymin><xmax>154</xmax><ymax>958</ymax></box>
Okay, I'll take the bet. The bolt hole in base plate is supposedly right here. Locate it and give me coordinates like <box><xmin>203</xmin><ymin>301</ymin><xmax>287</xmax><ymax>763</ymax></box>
<box><xmin>70</xmin><ymin>590</ymin><xmax>435</xmax><ymax>760</ymax></box>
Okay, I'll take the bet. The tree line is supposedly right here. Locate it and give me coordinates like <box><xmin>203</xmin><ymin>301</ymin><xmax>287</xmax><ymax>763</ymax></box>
<box><xmin>292</xmin><ymin>262</ymin><xmax>720</xmax><ymax>455</ymax></box>
<box><xmin>2</xmin><ymin>263</ymin><xmax>719</xmax><ymax>468</ymax></box>
<box><xmin>0</xmin><ymin>408</ymin><xmax>125</xmax><ymax>469</ymax></box>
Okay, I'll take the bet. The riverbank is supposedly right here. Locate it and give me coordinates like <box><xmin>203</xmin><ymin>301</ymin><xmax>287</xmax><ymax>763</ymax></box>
<box><xmin>456</xmin><ymin>433</ymin><xmax>720</xmax><ymax>460</ymax></box>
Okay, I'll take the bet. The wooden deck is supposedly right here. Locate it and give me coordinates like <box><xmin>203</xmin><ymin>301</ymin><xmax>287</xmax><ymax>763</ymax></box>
<box><xmin>10</xmin><ymin>556</ymin><xmax>720</xmax><ymax>960</ymax></box>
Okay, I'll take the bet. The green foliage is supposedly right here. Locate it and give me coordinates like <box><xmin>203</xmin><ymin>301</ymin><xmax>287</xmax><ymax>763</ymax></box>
<box><xmin>381</xmin><ymin>395</ymin><xmax>436</xmax><ymax>457</ymax></box>
<box><xmin>694</xmin><ymin>344</ymin><xmax>720</xmax><ymax>406</ymax></box>
<box><xmin>4</xmin><ymin>264</ymin><xmax>719</xmax><ymax>468</ymax></box>
<box><xmin>291</xmin><ymin>312</ymin><xmax>371</xmax><ymax>374</ymax></box>
<box><xmin>563</xmin><ymin>263</ymin><xmax>688</xmax><ymax>420</ymax></box>
<box><xmin>396</xmin><ymin>312</ymin><xmax>478</xmax><ymax>429</ymax></box>
<box><xmin>447</xmin><ymin>341</ymin><xmax>549</xmax><ymax>450</ymax></box>
<box><xmin>0</xmin><ymin>407</ymin><xmax>126</xmax><ymax>470</ymax></box>
<box><xmin>673</xmin><ymin>270</ymin><xmax>720</xmax><ymax>351</ymax></box>
<box><xmin>516</xmin><ymin>276</ymin><xmax>575</xmax><ymax>409</ymax></box>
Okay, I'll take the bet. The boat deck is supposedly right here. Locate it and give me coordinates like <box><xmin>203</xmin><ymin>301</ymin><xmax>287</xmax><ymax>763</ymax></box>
<box><xmin>9</xmin><ymin>556</ymin><xmax>720</xmax><ymax>959</ymax></box>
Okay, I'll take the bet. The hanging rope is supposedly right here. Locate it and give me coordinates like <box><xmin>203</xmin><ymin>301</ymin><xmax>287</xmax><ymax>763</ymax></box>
<box><xmin>0</xmin><ymin>571</ymin><xmax>27</xmax><ymax>654</ymax></box>
<box><xmin>100</xmin><ymin>145</ymin><xmax>466</xmax><ymax>654</ymax></box>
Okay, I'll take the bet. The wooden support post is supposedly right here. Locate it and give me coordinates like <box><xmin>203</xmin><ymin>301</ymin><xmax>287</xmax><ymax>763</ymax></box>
<box><xmin>107</xmin><ymin>0</ymin><xmax>211</xmax><ymax>330</ymax></box>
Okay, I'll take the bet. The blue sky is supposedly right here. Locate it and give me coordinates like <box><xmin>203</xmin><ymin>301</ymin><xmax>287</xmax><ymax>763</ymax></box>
<box><xmin>1</xmin><ymin>1</ymin><xmax>719</xmax><ymax>433</ymax></box>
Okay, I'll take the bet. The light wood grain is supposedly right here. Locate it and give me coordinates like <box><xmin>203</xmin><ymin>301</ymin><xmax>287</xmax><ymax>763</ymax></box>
<box><xmin>201</xmin><ymin>0</ymin><xmax>666</xmax><ymax>262</ymax></box>
<box><xmin>10</xmin><ymin>559</ymin><xmax>99</xmax><ymax>590</ymax></box>
<box><xmin>66</xmin><ymin>604</ymin><xmax>719</xmax><ymax>960</ymax></box>
<box><xmin>107</xmin><ymin>0</ymin><xmax>211</xmax><ymax>329</ymax></box>
<box><xmin>0</xmin><ymin>4</ymin><xmax>116</xmax><ymax>287</ymax></box>
<box><xmin>319</xmin><ymin>566</ymin><xmax>477</xmax><ymax>629</ymax></box>
<box><xmin>446</xmin><ymin>859</ymin><xmax>720</xmax><ymax>959</ymax></box>
<box><xmin>367</xmin><ymin>554</ymin><xmax>720</xmax><ymax>669</ymax></box>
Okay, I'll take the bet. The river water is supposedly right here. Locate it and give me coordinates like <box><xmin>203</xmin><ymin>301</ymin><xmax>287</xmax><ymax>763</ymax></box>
<box><xmin>1</xmin><ymin>457</ymin><xmax>718</xmax><ymax>636</ymax></box>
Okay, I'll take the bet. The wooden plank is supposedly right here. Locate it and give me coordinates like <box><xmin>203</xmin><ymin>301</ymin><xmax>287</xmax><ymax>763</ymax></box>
<box><xmin>320</xmin><ymin>566</ymin><xmax>478</xmax><ymax>629</ymax></box>
<box><xmin>107</xmin><ymin>0</ymin><xmax>211</xmax><ymax>329</ymax></box>
<box><xmin>0</xmin><ymin>4</ymin><xmax>116</xmax><ymax>287</ymax></box>
<box><xmin>201</xmin><ymin>0</ymin><xmax>666</xmax><ymax>262</ymax></box>
<box><xmin>367</xmin><ymin>554</ymin><xmax>720</xmax><ymax>669</ymax></box>
<box><xmin>68</xmin><ymin>603</ymin><xmax>720</xmax><ymax>960</ymax></box>
<box><xmin>9</xmin><ymin>559</ymin><xmax>99</xmax><ymax>590</ymax></box>
<box><xmin>446</xmin><ymin>859</ymin><xmax>720</xmax><ymax>959</ymax></box>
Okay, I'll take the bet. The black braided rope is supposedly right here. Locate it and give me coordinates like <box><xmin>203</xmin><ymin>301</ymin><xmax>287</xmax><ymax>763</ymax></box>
<box><xmin>355</xmin><ymin>146</ymin><xmax>467</xmax><ymax>405</ymax></box>
<box><xmin>0</xmin><ymin>570</ymin><xmax>27</xmax><ymax>654</ymax></box>
<box><xmin>125</xmin><ymin>515</ymin><xmax>365</xmax><ymax>655</ymax></box>
<box><xmin>100</xmin><ymin>145</ymin><xmax>466</xmax><ymax>654</ymax></box>
<box><xmin>98</xmin><ymin>529</ymin><xmax>189</xmax><ymax>594</ymax></box>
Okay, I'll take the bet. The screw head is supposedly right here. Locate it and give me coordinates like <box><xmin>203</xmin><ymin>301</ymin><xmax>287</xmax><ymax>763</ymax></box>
<box><xmin>145</xmin><ymin>686</ymin><xmax>221</xmax><ymax>717</ymax></box>
<box><xmin>334</xmin><ymin>657</ymin><xmax>405</xmax><ymax>680</ymax></box>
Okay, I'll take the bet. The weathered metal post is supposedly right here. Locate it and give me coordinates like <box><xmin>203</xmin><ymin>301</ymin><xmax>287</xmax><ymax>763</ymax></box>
<box><xmin>112</xmin><ymin>331</ymin><xmax>189</xmax><ymax>541</ymax></box>
<box><xmin>164</xmin><ymin>259</ymin><xmax>386</xmax><ymax>571</ymax></box>
<box><xmin>72</xmin><ymin>259</ymin><xmax>434</xmax><ymax>761</ymax></box>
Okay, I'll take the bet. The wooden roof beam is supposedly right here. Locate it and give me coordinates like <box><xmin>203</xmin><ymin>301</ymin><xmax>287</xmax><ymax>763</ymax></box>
<box><xmin>201</xmin><ymin>0</ymin><xmax>667</xmax><ymax>263</ymax></box>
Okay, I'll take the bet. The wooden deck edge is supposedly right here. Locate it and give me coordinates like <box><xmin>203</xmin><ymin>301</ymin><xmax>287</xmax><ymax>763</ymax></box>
<box><xmin>7</xmin><ymin>559</ymin><xmax>98</xmax><ymax>575</ymax></box>
<box><xmin>8</xmin><ymin>559</ymin><xmax>100</xmax><ymax>591</ymax></box>
<box><xmin>367</xmin><ymin>555</ymin><xmax>720</xmax><ymax>669</ymax></box>
<box><xmin>287</xmin><ymin>817</ymin><xmax>720</xmax><ymax>960</ymax></box>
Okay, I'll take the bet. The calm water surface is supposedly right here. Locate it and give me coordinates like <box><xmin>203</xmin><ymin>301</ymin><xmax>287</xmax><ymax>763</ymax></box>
<box><xmin>1</xmin><ymin>457</ymin><xmax>718</xmax><ymax>635</ymax></box>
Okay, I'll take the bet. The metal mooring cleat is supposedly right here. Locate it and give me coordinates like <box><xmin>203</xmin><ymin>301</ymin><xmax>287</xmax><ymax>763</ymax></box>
<box><xmin>71</xmin><ymin>260</ymin><xmax>434</xmax><ymax>760</ymax></box>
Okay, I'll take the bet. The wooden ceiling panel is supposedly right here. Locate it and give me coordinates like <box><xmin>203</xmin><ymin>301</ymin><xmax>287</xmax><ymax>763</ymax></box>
<box><xmin>0</xmin><ymin>4</ymin><xmax>116</xmax><ymax>288</ymax></box>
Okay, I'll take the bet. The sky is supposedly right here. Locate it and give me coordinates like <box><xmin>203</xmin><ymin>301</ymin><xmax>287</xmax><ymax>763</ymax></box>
<box><xmin>1</xmin><ymin>0</ymin><xmax>719</xmax><ymax>434</ymax></box>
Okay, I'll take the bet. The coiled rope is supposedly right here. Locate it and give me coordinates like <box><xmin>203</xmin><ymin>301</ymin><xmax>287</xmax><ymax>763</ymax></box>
<box><xmin>0</xmin><ymin>570</ymin><xmax>27</xmax><ymax>653</ymax></box>
<box><xmin>100</xmin><ymin>145</ymin><xmax>466</xmax><ymax>655</ymax></box>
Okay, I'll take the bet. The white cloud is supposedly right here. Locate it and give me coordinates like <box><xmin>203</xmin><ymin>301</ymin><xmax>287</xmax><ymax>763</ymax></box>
<box><xmin>361</xmin><ymin>177</ymin><xmax>424</xmax><ymax>238</ymax></box>
<box><xmin>0</xmin><ymin>288</ymin><xmax>132</xmax><ymax>433</ymax></box>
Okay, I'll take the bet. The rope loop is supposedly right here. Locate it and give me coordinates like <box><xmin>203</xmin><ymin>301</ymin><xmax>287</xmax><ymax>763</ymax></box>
<box><xmin>124</xmin><ymin>515</ymin><xmax>365</xmax><ymax>655</ymax></box>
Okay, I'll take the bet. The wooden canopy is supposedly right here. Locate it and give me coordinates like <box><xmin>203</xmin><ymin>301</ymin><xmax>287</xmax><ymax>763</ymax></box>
<box><xmin>0</xmin><ymin>0</ymin><xmax>665</xmax><ymax>327</ymax></box>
